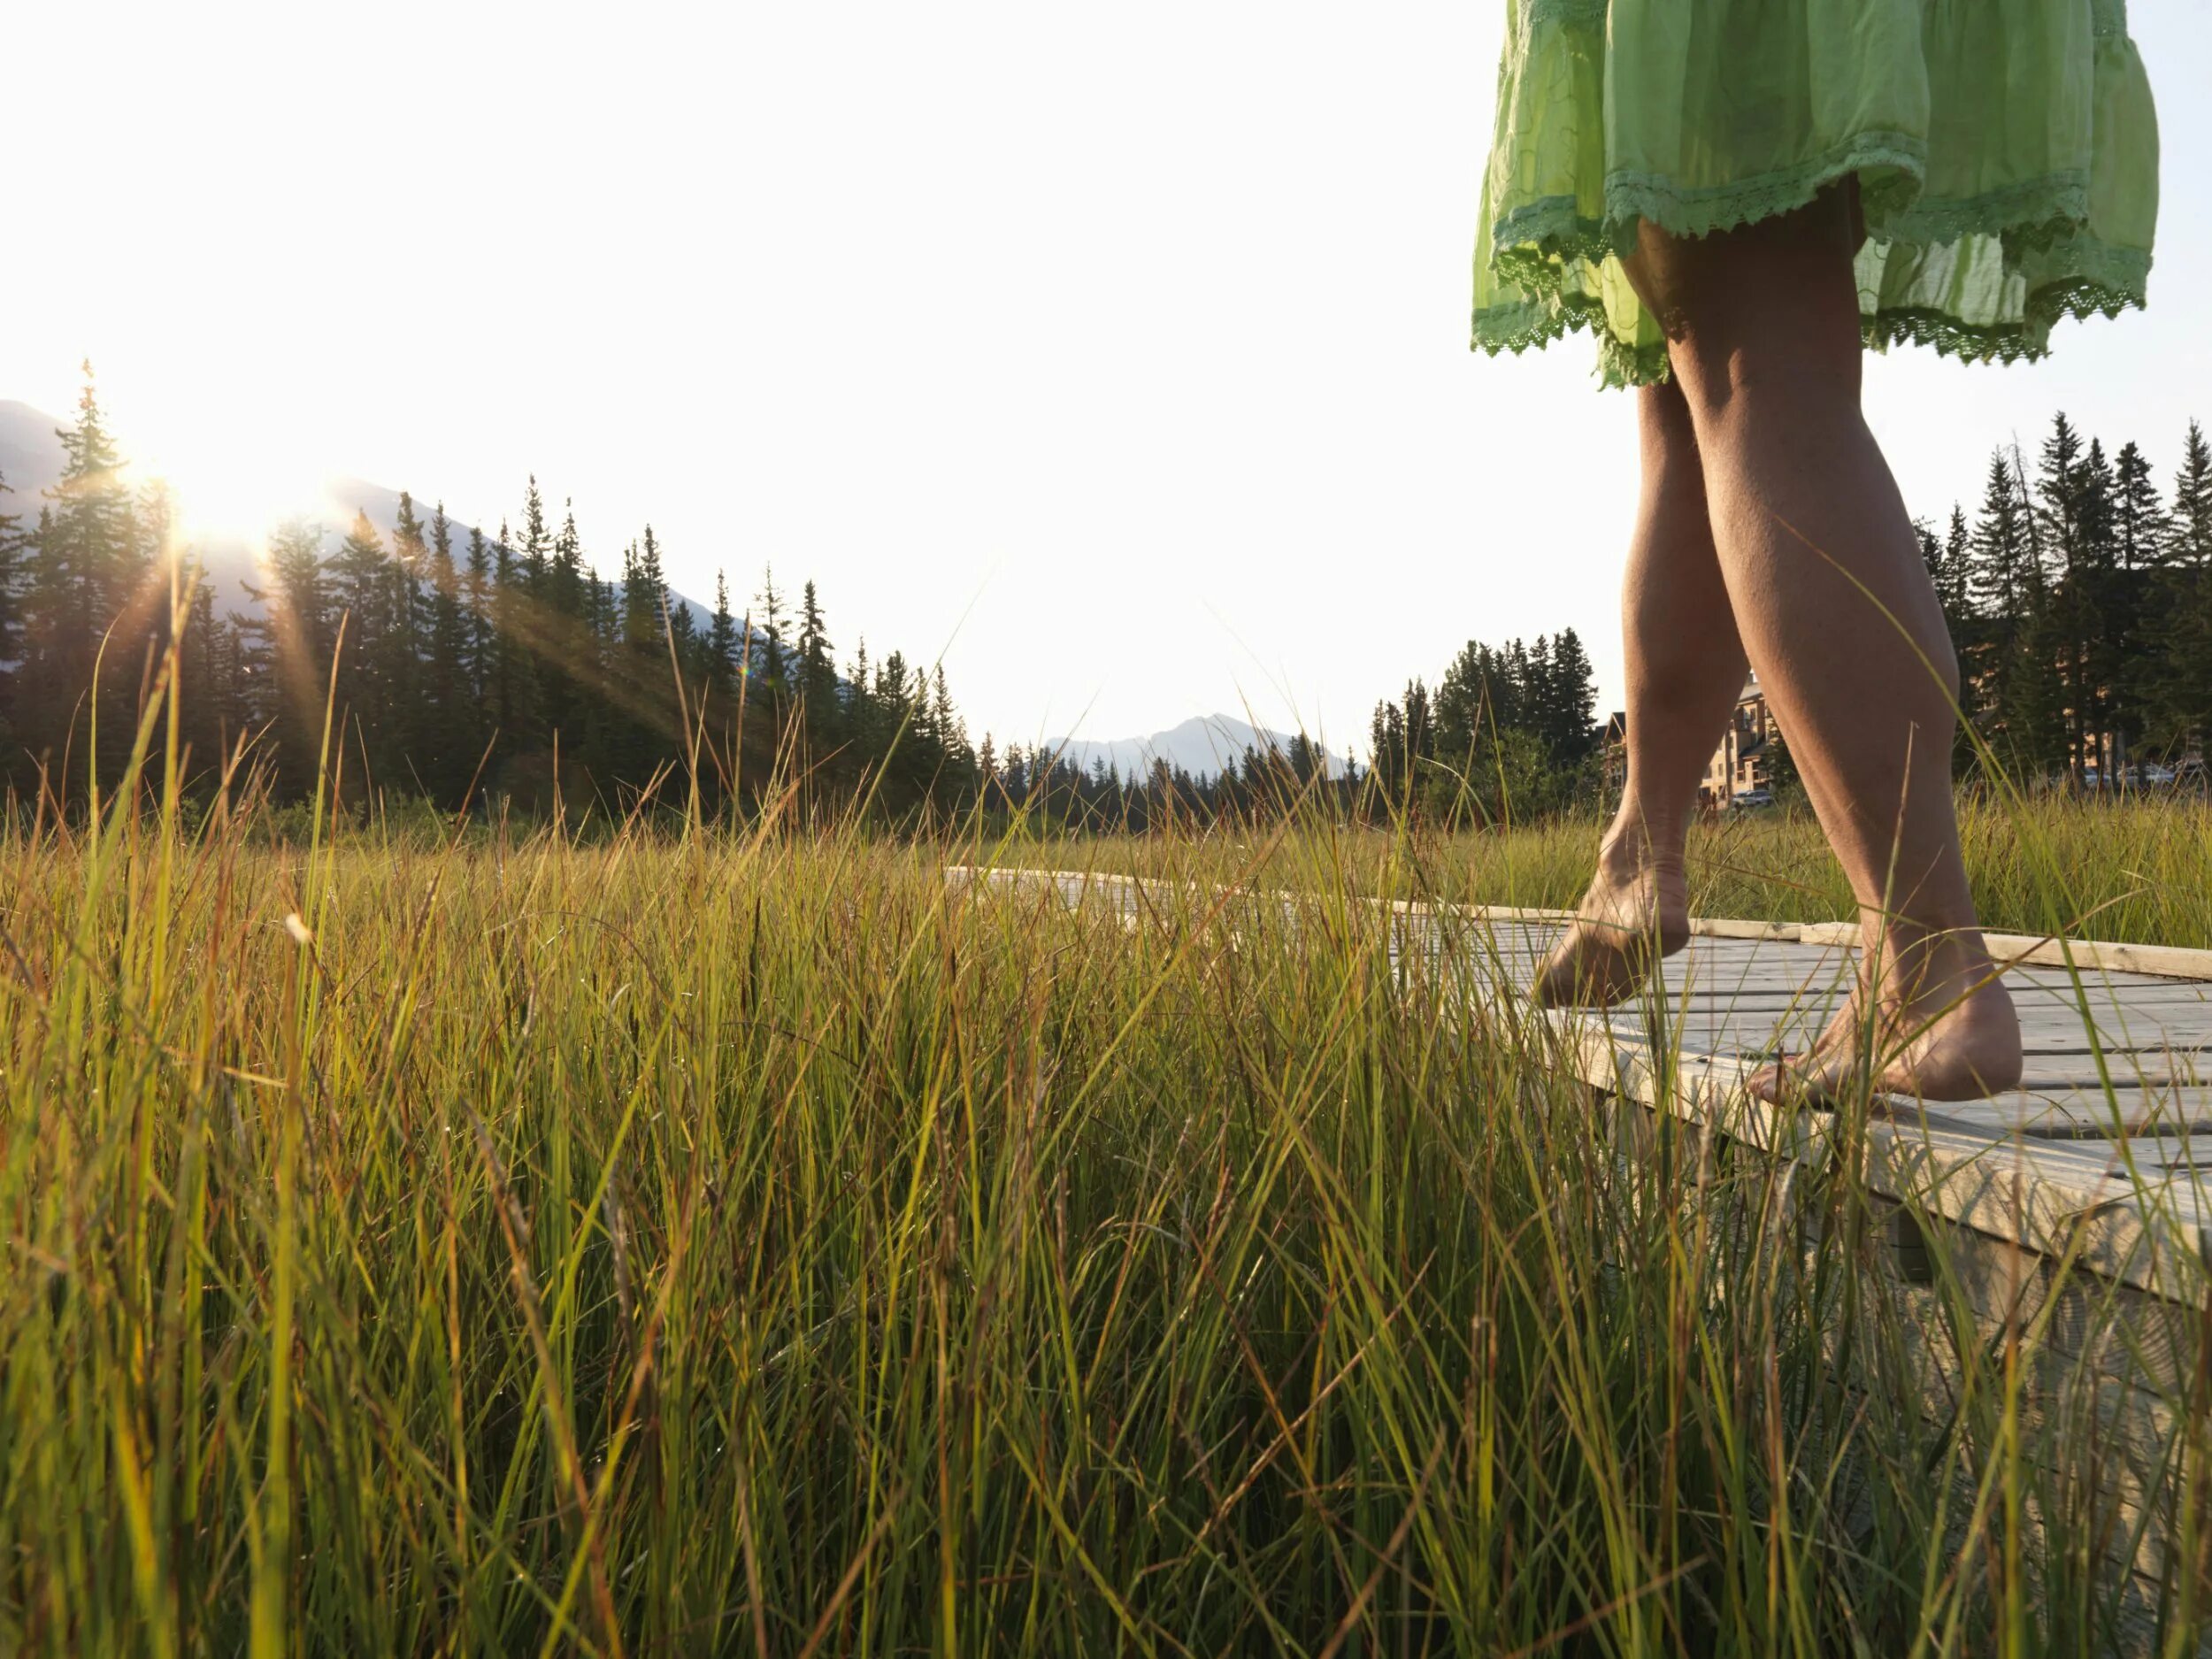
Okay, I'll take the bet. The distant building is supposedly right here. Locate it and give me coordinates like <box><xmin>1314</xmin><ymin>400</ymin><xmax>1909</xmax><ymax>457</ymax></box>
<box><xmin>1601</xmin><ymin>710</ymin><xmax>1628</xmax><ymax>795</ymax></box>
<box><xmin>1702</xmin><ymin>673</ymin><xmax>1776</xmax><ymax>806</ymax></box>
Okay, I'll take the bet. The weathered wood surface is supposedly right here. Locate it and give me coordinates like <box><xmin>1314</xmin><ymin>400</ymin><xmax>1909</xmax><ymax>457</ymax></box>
<box><xmin>947</xmin><ymin>864</ymin><xmax>2212</xmax><ymax>1308</ymax></box>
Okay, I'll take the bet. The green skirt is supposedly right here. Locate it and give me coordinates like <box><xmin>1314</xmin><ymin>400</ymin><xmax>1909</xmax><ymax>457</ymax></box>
<box><xmin>1471</xmin><ymin>0</ymin><xmax>2159</xmax><ymax>387</ymax></box>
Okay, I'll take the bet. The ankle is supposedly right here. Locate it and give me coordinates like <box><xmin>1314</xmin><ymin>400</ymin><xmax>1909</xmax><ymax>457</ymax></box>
<box><xmin>1597</xmin><ymin>818</ymin><xmax>1685</xmax><ymax>884</ymax></box>
<box><xmin>1861</xmin><ymin>918</ymin><xmax>1998</xmax><ymax>1004</ymax></box>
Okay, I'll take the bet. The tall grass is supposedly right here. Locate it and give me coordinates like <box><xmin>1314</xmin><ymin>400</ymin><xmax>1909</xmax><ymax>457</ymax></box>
<box><xmin>3</xmin><ymin>649</ymin><xmax>2208</xmax><ymax>1653</ymax></box>
<box><xmin>1003</xmin><ymin>793</ymin><xmax>2212</xmax><ymax>951</ymax></box>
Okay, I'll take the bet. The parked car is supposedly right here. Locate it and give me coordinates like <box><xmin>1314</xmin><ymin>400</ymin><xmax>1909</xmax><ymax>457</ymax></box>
<box><xmin>1730</xmin><ymin>788</ymin><xmax>1775</xmax><ymax>810</ymax></box>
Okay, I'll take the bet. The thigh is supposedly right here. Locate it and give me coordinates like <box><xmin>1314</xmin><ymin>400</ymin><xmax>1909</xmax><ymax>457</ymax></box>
<box><xmin>1620</xmin><ymin>182</ymin><xmax>1864</xmax><ymax>402</ymax></box>
<box><xmin>1635</xmin><ymin>378</ymin><xmax>1700</xmax><ymax>471</ymax></box>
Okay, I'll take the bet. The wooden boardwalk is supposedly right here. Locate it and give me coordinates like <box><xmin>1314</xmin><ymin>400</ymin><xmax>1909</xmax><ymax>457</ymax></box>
<box><xmin>953</xmin><ymin>863</ymin><xmax>2212</xmax><ymax>1632</ymax></box>
<box><xmin>1488</xmin><ymin>916</ymin><xmax>2212</xmax><ymax>1304</ymax></box>
<box><xmin>950</xmin><ymin>864</ymin><xmax>2212</xmax><ymax>1299</ymax></box>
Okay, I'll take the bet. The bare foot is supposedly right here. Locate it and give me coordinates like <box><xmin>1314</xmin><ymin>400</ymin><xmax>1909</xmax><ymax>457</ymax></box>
<box><xmin>1749</xmin><ymin>929</ymin><xmax>2023</xmax><ymax>1104</ymax></box>
<box><xmin>1532</xmin><ymin>836</ymin><xmax>1690</xmax><ymax>1008</ymax></box>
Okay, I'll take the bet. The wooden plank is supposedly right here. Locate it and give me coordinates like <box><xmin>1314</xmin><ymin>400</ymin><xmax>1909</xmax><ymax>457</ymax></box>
<box><xmin>1684</xmin><ymin>907</ymin><xmax>2212</xmax><ymax>981</ymax></box>
<box><xmin>1605</xmin><ymin>1033</ymin><xmax>2212</xmax><ymax>1093</ymax></box>
<box><xmin>1557</xmin><ymin>1012</ymin><xmax>2212</xmax><ymax>1304</ymax></box>
<box><xmin>1918</xmin><ymin>1087</ymin><xmax>2212</xmax><ymax>1141</ymax></box>
<box><xmin>2010</xmin><ymin>1064</ymin><xmax>2210</xmax><ymax>1090</ymax></box>
<box><xmin>1691</xmin><ymin>917</ymin><xmax>1811</xmax><ymax>941</ymax></box>
<box><xmin>1983</xmin><ymin>931</ymin><xmax>2212</xmax><ymax>982</ymax></box>
<box><xmin>2089</xmin><ymin>1135</ymin><xmax>2212</xmax><ymax>1175</ymax></box>
<box><xmin>1593</xmin><ymin>1002</ymin><xmax>2212</xmax><ymax>1064</ymax></box>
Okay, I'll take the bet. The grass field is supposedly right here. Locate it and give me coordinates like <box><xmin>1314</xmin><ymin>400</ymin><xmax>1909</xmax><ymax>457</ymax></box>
<box><xmin>4</xmin><ymin>710</ymin><xmax>2211</xmax><ymax>1653</ymax></box>
<box><xmin>1002</xmin><ymin>791</ymin><xmax>2212</xmax><ymax>951</ymax></box>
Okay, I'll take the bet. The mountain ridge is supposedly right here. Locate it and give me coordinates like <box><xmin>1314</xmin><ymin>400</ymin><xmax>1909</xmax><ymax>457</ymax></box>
<box><xmin>0</xmin><ymin>400</ymin><xmax>711</xmax><ymax>628</ymax></box>
<box><xmin>1041</xmin><ymin>713</ymin><xmax>1348</xmax><ymax>781</ymax></box>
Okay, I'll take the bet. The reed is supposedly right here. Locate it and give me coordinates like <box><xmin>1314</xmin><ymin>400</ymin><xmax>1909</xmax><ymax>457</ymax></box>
<box><xmin>1005</xmin><ymin>791</ymin><xmax>2212</xmax><ymax>950</ymax></box>
<box><xmin>2</xmin><ymin>650</ymin><xmax>2207</xmax><ymax>1654</ymax></box>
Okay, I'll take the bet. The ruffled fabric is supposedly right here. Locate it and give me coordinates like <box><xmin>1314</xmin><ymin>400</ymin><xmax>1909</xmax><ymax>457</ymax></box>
<box><xmin>1472</xmin><ymin>0</ymin><xmax>2159</xmax><ymax>388</ymax></box>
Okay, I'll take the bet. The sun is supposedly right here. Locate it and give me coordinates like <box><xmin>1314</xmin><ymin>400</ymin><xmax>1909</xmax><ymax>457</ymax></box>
<box><xmin>136</xmin><ymin>413</ymin><xmax>323</xmax><ymax>554</ymax></box>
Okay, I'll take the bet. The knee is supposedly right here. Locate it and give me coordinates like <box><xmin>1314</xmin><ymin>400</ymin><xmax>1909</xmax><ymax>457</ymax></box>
<box><xmin>1665</xmin><ymin>329</ymin><xmax>1864</xmax><ymax>433</ymax></box>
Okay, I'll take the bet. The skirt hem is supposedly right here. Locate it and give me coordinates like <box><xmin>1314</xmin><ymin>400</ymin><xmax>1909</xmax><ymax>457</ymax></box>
<box><xmin>1472</xmin><ymin>153</ymin><xmax>2152</xmax><ymax>389</ymax></box>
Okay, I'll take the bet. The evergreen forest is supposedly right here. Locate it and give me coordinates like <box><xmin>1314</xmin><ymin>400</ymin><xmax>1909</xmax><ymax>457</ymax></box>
<box><xmin>3</xmin><ymin>369</ymin><xmax>2207</xmax><ymax>831</ymax></box>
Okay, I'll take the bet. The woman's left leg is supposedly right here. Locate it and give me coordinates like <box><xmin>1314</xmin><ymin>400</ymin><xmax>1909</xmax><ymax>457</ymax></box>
<box><xmin>1534</xmin><ymin>379</ymin><xmax>1747</xmax><ymax>1005</ymax></box>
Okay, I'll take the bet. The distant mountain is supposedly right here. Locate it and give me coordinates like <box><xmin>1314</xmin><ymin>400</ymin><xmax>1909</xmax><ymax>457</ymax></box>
<box><xmin>0</xmin><ymin>402</ymin><xmax>57</xmax><ymax>503</ymax></box>
<box><xmin>0</xmin><ymin>399</ymin><xmax>711</xmax><ymax>627</ymax></box>
<box><xmin>1042</xmin><ymin>714</ymin><xmax>1348</xmax><ymax>781</ymax></box>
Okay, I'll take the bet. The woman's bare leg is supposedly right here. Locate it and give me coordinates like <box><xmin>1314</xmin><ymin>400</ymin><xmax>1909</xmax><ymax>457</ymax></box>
<box><xmin>1534</xmin><ymin>380</ymin><xmax>1747</xmax><ymax>1005</ymax></box>
<box><xmin>1621</xmin><ymin>187</ymin><xmax>2022</xmax><ymax>1101</ymax></box>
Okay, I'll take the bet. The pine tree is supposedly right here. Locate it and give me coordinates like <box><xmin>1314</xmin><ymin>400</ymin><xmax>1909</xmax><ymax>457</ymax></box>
<box><xmin>2036</xmin><ymin>415</ymin><xmax>2085</xmax><ymax>572</ymax></box>
<box><xmin>585</xmin><ymin>566</ymin><xmax>616</xmax><ymax>653</ymax></box>
<box><xmin>1367</xmin><ymin>678</ymin><xmax>1432</xmax><ymax>810</ymax></box>
<box><xmin>976</xmin><ymin>732</ymin><xmax>1000</xmax><ymax>808</ymax></box>
<box><xmin>17</xmin><ymin>505</ymin><xmax>64</xmax><ymax>769</ymax></box>
<box><xmin>387</xmin><ymin>491</ymin><xmax>429</xmax><ymax>775</ymax></box>
<box><xmin>605</xmin><ymin>526</ymin><xmax>691</xmax><ymax>788</ymax></box>
<box><xmin>1920</xmin><ymin>512</ymin><xmax>1976</xmax><ymax>768</ymax></box>
<box><xmin>2114</xmin><ymin>441</ymin><xmax>2165</xmax><ymax>571</ymax></box>
<box><xmin>845</xmin><ymin>637</ymin><xmax>873</xmax><ymax>766</ymax></box>
<box><xmin>1968</xmin><ymin>451</ymin><xmax>2036</xmax><ymax>620</ymax></box>
<box><xmin>0</xmin><ymin>469</ymin><xmax>23</xmax><ymax>747</ymax></box>
<box><xmin>2172</xmin><ymin>419</ymin><xmax>2212</xmax><ymax>572</ymax></box>
<box><xmin>1430</xmin><ymin>643</ymin><xmax>1489</xmax><ymax>781</ymax></box>
<box><xmin>421</xmin><ymin>502</ymin><xmax>476</xmax><ymax>802</ymax></box>
<box><xmin>2148</xmin><ymin>421</ymin><xmax>2212</xmax><ymax>757</ymax></box>
<box><xmin>1934</xmin><ymin>503</ymin><xmax>1979</xmax><ymax>769</ymax></box>
<box><xmin>518</xmin><ymin>478</ymin><xmax>551</xmax><ymax>594</ymax></box>
<box><xmin>706</xmin><ymin>570</ymin><xmax>740</xmax><ymax>709</ymax></box>
<box><xmin>1942</xmin><ymin>505</ymin><xmax>1972</xmax><ymax>626</ymax></box>
<box><xmin>529</xmin><ymin>497</ymin><xmax>592</xmax><ymax>740</ymax></box>
<box><xmin>462</xmin><ymin>524</ymin><xmax>494</xmax><ymax>705</ymax></box>
<box><xmin>933</xmin><ymin>668</ymin><xmax>969</xmax><ymax>814</ymax></box>
<box><xmin>623</xmin><ymin>531</ymin><xmax>664</xmax><ymax>653</ymax></box>
<box><xmin>1498</xmin><ymin>640</ymin><xmax>1532</xmax><ymax>733</ymax></box>
<box><xmin>2080</xmin><ymin>437</ymin><xmax>2129</xmax><ymax>772</ymax></box>
<box><xmin>664</xmin><ymin>581</ymin><xmax>698</xmax><ymax>670</ymax></box>
<box><xmin>23</xmin><ymin>365</ymin><xmax>143</xmax><ymax>785</ymax></box>
<box><xmin>1963</xmin><ymin>450</ymin><xmax>2040</xmax><ymax>764</ymax></box>
<box><xmin>552</xmin><ymin>500</ymin><xmax>585</xmax><ymax>618</ymax></box>
<box><xmin>241</xmin><ymin>518</ymin><xmax>334</xmax><ymax>794</ymax></box>
<box><xmin>795</xmin><ymin>578</ymin><xmax>838</xmax><ymax>758</ymax></box>
<box><xmin>1524</xmin><ymin>635</ymin><xmax>1556</xmax><ymax>754</ymax></box>
<box><xmin>2034</xmin><ymin>414</ymin><xmax>2094</xmax><ymax>777</ymax></box>
<box><xmin>327</xmin><ymin>509</ymin><xmax>396</xmax><ymax>780</ymax></box>
<box><xmin>172</xmin><ymin>563</ymin><xmax>236</xmax><ymax>781</ymax></box>
<box><xmin>1546</xmin><ymin>626</ymin><xmax>1598</xmax><ymax>763</ymax></box>
<box><xmin>755</xmin><ymin>565</ymin><xmax>787</xmax><ymax>691</ymax></box>
<box><xmin>489</xmin><ymin>513</ymin><xmax>541</xmax><ymax>753</ymax></box>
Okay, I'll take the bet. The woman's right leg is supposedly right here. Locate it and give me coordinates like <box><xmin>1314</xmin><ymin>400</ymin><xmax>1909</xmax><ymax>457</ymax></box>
<box><xmin>1533</xmin><ymin>379</ymin><xmax>1747</xmax><ymax>1005</ymax></box>
<box><xmin>1620</xmin><ymin>188</ymin><xmax>2022</xmax><ymax>1101</ymax></box>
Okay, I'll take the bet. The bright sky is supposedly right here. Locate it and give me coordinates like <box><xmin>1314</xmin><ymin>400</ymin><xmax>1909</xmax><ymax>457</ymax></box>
<box><xmin>6</xmin><ymin>3</ymin><xmax>2208</xmax><ymax>754</ymax></box>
